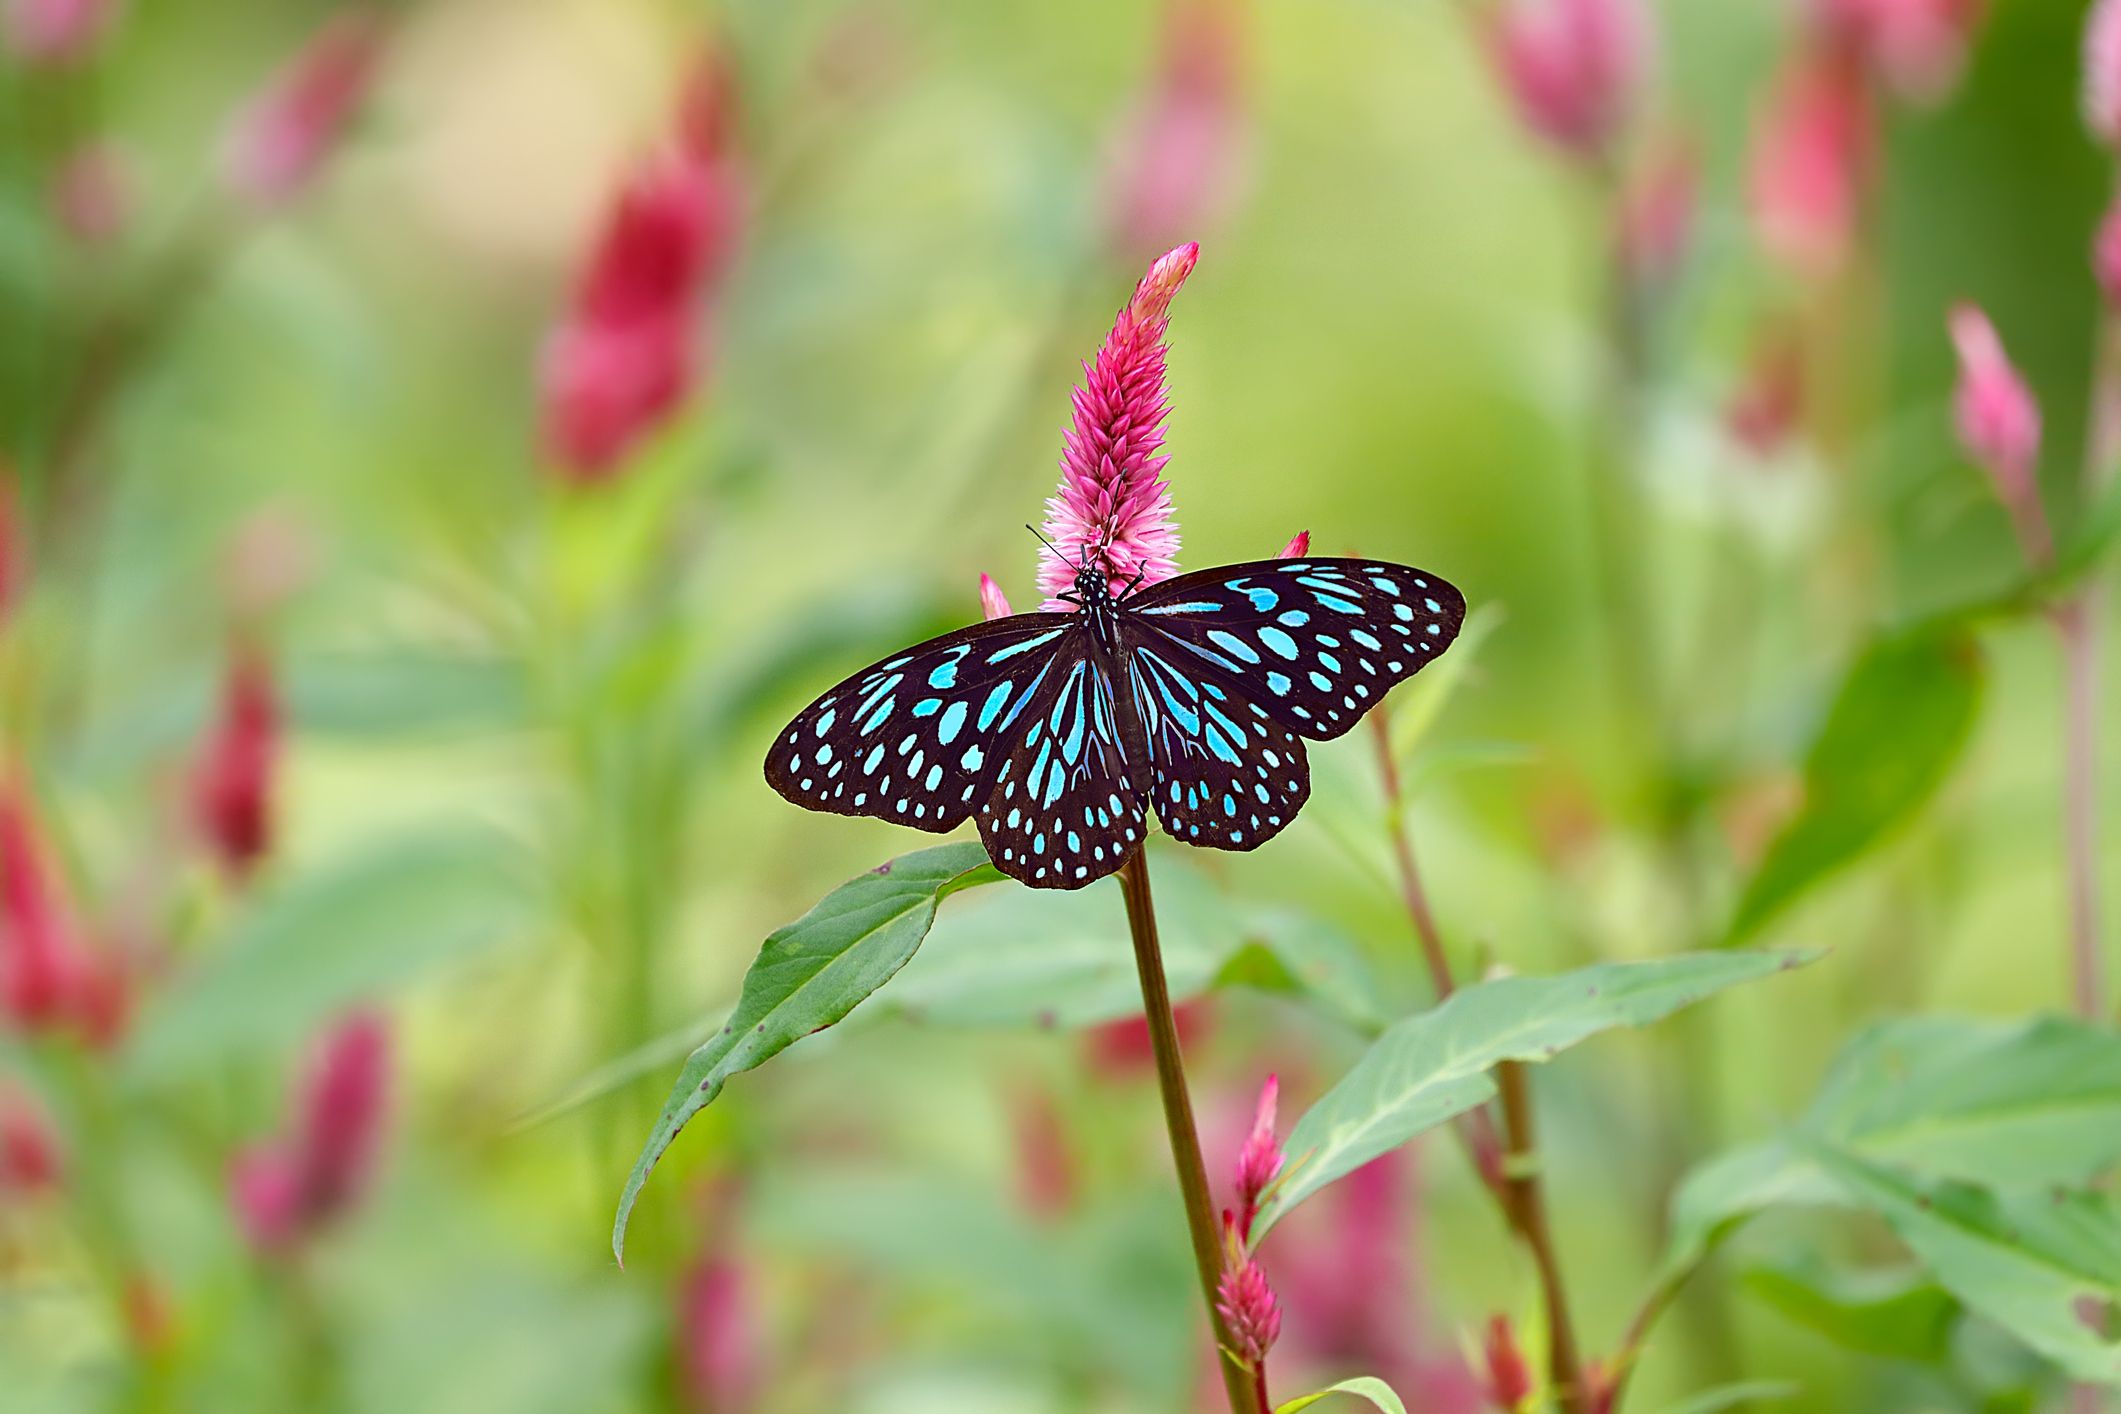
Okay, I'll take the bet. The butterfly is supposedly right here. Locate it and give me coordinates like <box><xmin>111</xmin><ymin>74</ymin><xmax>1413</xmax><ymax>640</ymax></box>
<box><xmin>765</xmin><ymin>554</ymin><xmax>1466</xmax><ymax>890</ymax></box>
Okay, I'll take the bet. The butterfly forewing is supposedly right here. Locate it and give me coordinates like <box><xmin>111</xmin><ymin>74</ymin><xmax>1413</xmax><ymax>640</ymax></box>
<box><xmin>1123</xmin><ymin>558</ymin><xmax>1466</xmax><ymax>742</ymax></box>
<box><xmin>1127</xmin><ymin>641</ymin><xmax>1311</xmax><ymax>850</ymax></box>
<box><xmin>975</xmin><ymin>656</ymin><xmax>1149</xmax><ymax>887</ymax></box>
<box><xmin>765</xmin><ymin>614</ymin><xmax>1085</xmax><ymax>833</ymax></box>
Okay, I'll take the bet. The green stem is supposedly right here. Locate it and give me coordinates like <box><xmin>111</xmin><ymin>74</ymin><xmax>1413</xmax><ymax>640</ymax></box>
<box><xmin>1115</xmin><ymin>851</ymin><xmax>1253</xmax><ymax>1414</ymax></box>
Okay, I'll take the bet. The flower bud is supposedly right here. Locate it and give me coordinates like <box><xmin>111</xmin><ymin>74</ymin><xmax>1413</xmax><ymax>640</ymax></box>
<box><xmin>1485</xmin><ymin>0</ymin><xmax>1651</xmax><ymax>161</ymax></box>
<box><xmin>192</xmin><ymin>645</ymin><xmax>279</xmax><ymax>879</ymax></box>
<box><xmin>222</xmin><ymin>11</ymin><xmax>383</xmax><ymax>206</ymax></box>
<box><xmin>1276</xmin><ymin>530</ymin><xmax>1310</xmax><ymax>559</ymax></box>
<box><xmin>1215</xmin><ymin>1211</ymin><xmax>1281</xmax><ymax>1369</ymax></box>
<box><xmin>979</xmin><ymin>573</ymin><xmax>1012</xmax><ymax>620</ymax></box>
<box><xmin>1948</xmin><ymin>302</ymin><xmax>2049</xmax><ymax>563</ymax></box>
<box><xmin>3</xmin><ymin>0</ymin><xmax>112</xmax><ymax>66</ymax></box>
<box><xmin>1482</xmin><ymin>1314</ymin><xmax>1533</xmax><ymax>1409</ymax></box>
<box><xmin>2088</xmin><ymin>0</ymin><xmax>2121</xmax><ymax>147</ymax></box>
<box><xmin>1232</xmin><ymin>1073</ymin><xmax>1283</xmax><ymax>1238</ymax></box>
<box><xmin>2096</xmin><ymin>195</ymin><xmax>2121</xmax><ymax>312</ymax></box>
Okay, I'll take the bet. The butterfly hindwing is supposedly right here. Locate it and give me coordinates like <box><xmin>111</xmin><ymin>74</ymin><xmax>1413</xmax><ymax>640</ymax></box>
<box><xmin>1123</xmin><ymin>558</ymin><xmax>1465</xmax><ymax>742</ymax></box>
<box><xmin>765</xmin><ymin>614</ymin><xmax>1084</xmax><ymax>833</ymax></box>
<box><xmin>1126</xmin><ymin>640</ymin><xmax>1311</xmax><ymax>850</ymax></box>
<box><xmin>975</xmin><ymin>656</ymin><xmax>1150</xmax><ymax>888</ymax></box>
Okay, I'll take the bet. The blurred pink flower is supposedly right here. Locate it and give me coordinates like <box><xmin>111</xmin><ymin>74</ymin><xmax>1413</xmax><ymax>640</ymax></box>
<box><xmin>0</xmin><ymin>779</ymin><xmax>78</xmax><ymax>1032</ymax></box>
<box><xmin>192</xmin><ymin>644</ymin><xmax>279</xmax><ymax>879</ymax></box>
<box><xmin>222</xmin><ymin>11</ymin><xmax>383</xmax><ymax>206</ymax></box>
<box><xmin>1748</xmin><ymin>47</ymin><xmax>1875</xmax><ymax>274</ymax></box>
<box><xmin>1482</xmin><ymin>1314</ymin><xmax>1534</xmax><ymax>1410</ymax></box>
<box><xmin>1949</xmin><ymin>303</ymin><xmax>2049</xmax><ymax>563</ymax></box>
<box><xmin>979</xmin><ymin>573</ymin><xmax>1013</xmax><ymax>620</ymax></box>
<box><xmin>1231</xmin><ymin>1073</ymin><xmax>1281</xmax><ymax>1238</ymax></box>
<box><xmin>2097</xmin><ymin>195</ymin><xmax>2121</xmax><ymax>311</ymax></box>
<box><xmin>1483</xmin><ymin>0</ymin><xmax>1651</xmax><ymax>160</ymax></box>
<box><xmin>232</xmin><ymin>1010</ymin><xmax>391</xmax><ymax>1256</ymax></box>
<box><xmin>1085</xmin><ymin>996</ymin><xmax>1214</xmax><ymax>1077</ymax></box>
<box><xmin>1616</xmin><ymin>135</ymin><xmax>1697</xmax><ymax>291</ymax></box>
<box><xmin>52</xmin><ymin>142</ymin><xmax>130</xmax><ymax>246</ymax></box>
<box><xmin>1276</xmin><ymin>530</ymin><xmax>1310</xmax><ymax>559</ymax></box>
<box><xmin>0</xmin><ymin>1083</ymin><xmax>61</xmax><ymax>1196</ymax></box>
<box><xmin>1103</xmin><ymin>0</ymin><xmax>1247</xmax><ymax>263</ymax></box>
<box><xmin>678</xmin><ymin>1254</ymin><xmax>758</xmax><ymax>1412</ymax></box>
<box><xmin>542</xmin><ymin>53</ymin><xmax>746</xmax><ymax>482</ymax></box>
<box><xmin>2088</xmin><ymin>0</ymin><xmax>2121</xmax><ymax>145</ymax></box>
<box><xmin>1813</xmin><ymin>0</ymin><xmax>1984</xmax><ymax>103</ymax></box>
<box><xmin>1038</xmin><ymin>242</ymin><xmax>1196</xmax><ymax>607</ymax></box>
<box><xmin>3</xmin><ymin>0</ymin><xmax>111</xmax><ymax>65</ymax></box>
<box><xmin>1012</xmin><ymin>1087</ymin><xmax>1076</xmax><ymax>1219</ymax></box>
<box><xmin>1216</xmin><ymin>1211</ymin><xmax>1281</xmax><ymax>1370</ymax></box>
<box><xmin>1725</xmin><ymin>329</ymin><xmax>1806</xmax><ymax>457</ymax></box>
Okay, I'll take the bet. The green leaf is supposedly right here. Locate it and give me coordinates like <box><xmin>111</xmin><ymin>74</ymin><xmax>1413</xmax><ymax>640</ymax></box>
<box><xmin>1726</xmin><ymin>625</ymin><xmax>1984</xmax><ymax>942</ymax></box>
<box><xmin>1656</xmin><ymin>1139</ymin><xmax>1844</xmax><ymax>1288</ymax></box>
<box><xmin>1657</xmin><ymin>1381</ymin><xmax>1802</xmax><ymax>1414</ymax></box>
<box><xmin>1274</xmin><ymin>1375</ymin><xmax>1409</xmax><ymax>1414</ymax></box>
<box><xmin>1742</xmin><ymin>1258</ymin><xmax>1959</xmax><ymax>1362</ymax></box>
<box><xmin>509</xmin><ymin>1012</ymin><xmax>726</xmax><ymax>1134</ymax></box>
<box><xmin>612</xmin><ymin>843</ymin><xmax>999</xmax><ymax>1264</ymax></box>
<box><xmin>1254</xmin><ymin>951</ymin><xmax>1819</xmax><ymax>1237</ymax></box>
<box><xmin>125</xmin><ymin>828</ymin><xmax>534</xmax><ymax>1082</ymax></box>
<box><xmin>1808</xmin><ymin>1143</ymin><xmax>2121</xmax><ymax>1386</ymax></box>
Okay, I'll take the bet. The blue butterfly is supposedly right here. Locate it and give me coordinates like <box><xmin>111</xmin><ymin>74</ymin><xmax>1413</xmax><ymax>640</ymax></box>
<box><xmin>766</xmin><ymin>555</ymin><xmax>1466</xmax><ymax>889</ymax></box>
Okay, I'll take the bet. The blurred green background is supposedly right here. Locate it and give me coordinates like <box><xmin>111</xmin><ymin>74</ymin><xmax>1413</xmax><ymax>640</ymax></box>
<box><xmin>3</xmin><ymin>0</ymin><xmax>2118</xmax><ymax>1410</ymax></box>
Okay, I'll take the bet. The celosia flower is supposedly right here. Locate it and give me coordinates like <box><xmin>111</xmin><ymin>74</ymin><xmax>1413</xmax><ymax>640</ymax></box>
<box><xmin>231</xmin><ymin>1010</ymin><xmax>390</xmax><ymax>1255</ymax></box>
<box><xmin>1949</xmin><ymin>303</ymin><xmax>2048</xmax><ymax>563</ymax></box>
<box><xmin>3</xmin><ymin>0</ymin><xmax>110</xmax><ymax>65</ymax></box>
<box><xmin>1484</xmin><ymin>0</ymin><xmax>1651</xmax><ymax>160</ymax></box>
<box><xmin>222</xmin><ymin>11</ymin><xmax>383</xmax><ymax>206</ymax></box>
<box><xmin>0</xmin><ymin>1083</ymin><xmax>61</xmax><ymax>1195</ymax></box>
<box><xmin>1482</xmin><ymin>1314</ymin><xmax>1534</xmax><ymax>1409</ymax></box>
<box><xmin>192</xmin><ymin>644</ymin><xmax>279</xmax><ymax>878</ymax></box>
<box><xmin>52</xmin><ymin>142</ymin><xmax>129</xmax><ymax>247</ymax></box>
<box><xmin>541</xmin><ymin>53</ymin><xmax>746</xmax><ymax>481</ymax></box>
<box><xmin>1216</xmin><ymin>1210</ymin><xmax>1281</xmax><ymax>1369</ymax></box>
<box><xmin>0</xmin><ymin>779</ymin><xmax>77</xmax><ymax>1030</ymax></box>
<box><xmin>1085</xmin><ymin>997</ymin><xmax>1214</xmax><ymax>1077</ymax></box>
<box><xmin>1103</xmin><ymin>0</ymin><xmax>1247</xmax><ymax>262</ymax></box>
<box><xmin>1231</xmin><ymin>1073</ymin><xmax>1282</xmax><ymax>1238</ymax></box>
<box><xmin>1617</xmin><ymin>134</ymin><xmax>1696</xmax><ymax>291</ymax></box>
<box><xmin>1748</xmin><ymin>47</ymin><xmax>1874</xmax><ymax>274</ymax></box>
<box><xmin>1812</xmin><ymin>0</ymin><xmax>1984</xmax><ymax>104</ymax></box>
<box><xmin>1277</xmin><ymin>530</ymin><xmax>1310</xmax><ymax>559</ymax></box>
<box><xmin>978</xmin><ymin>573</ymin><xmax>1012</xmax><ymax>621</ymax></box>
<box><xmin>2096</xmin><ymin>195</ymin><xmax>2121</xmax><ymax>311</ymax></box>
<box><xmin>2087</xmin><ymin>0</ymin><xmax>2121</xmax><ymax>146</ymax></box>
<box><xmin>1038</xmin><ymin>242</ymin><xmax>1196</xmax><ymax>606</ymax></box>
<box><xmin>1013</xmin><ymin>1087</ymin><xmax>1075</xmax><ymax>1218</ymax></box>
<box><xmin>678</xmin><ymin>1253</ymin><xmax>758</xmax><ymax>1412</ymax></box>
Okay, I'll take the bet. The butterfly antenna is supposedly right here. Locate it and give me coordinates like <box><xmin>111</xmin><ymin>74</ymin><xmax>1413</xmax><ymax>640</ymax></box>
<box><xmin>1025</xmin><ymin>523</ymin><xmax>1071</xmax><ymax>565</ymax></box>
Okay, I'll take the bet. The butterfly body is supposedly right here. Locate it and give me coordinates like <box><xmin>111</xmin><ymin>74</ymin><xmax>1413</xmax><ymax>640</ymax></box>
<box><xmin>766</xmin><ymin>558</ymin><xmax>1464</xmax><ymax>890</ymax></box>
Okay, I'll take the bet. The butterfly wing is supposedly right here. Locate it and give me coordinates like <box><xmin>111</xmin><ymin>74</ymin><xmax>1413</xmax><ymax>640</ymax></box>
<box><xmin>1123</xmin><ymin>558</ymin><xmax>1465</xmax><ymax>741</ymax></box>
<box><xmin>1125</xmin><ymin>638</ymin><xmax>1311</xmax><ymax>850</ymax></box>
<box><xmin>973</xmin><ymin>655</ymin><xmax>1151</xmax><ymax>889</ymax></box>
<box><xmin>766</xmin><ymin>613</ymin><xmax>1084</xmax><ymax>833</ymax></box>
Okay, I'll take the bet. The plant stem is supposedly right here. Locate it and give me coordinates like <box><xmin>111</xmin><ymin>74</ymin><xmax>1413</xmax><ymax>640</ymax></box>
<box><xmin>1116</xmin><ymin>851</ymin><xmax>1253</xmax><ymax>1414</ymax></box>
<box><xmin>2064</xmin><ymin>314</ymin><xmax>2120</xmax><ymax>1023</ymax></box>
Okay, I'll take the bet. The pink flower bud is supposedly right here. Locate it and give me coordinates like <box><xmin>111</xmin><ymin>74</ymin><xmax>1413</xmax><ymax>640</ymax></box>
<box><xmin>1482</xmin><ymin>1315</ymin><xmax>1533</xmax><ymax>1409</ymax></box>
<box><xmin>1749</xmin><ymin>47</ymin><xmax>1874</xmax><ymax>275</ymax></box>
<box><xmin>1103</xmin><ymin>0</ymin><xmax>1247</xmax><ymax>263</ymax></box>
<box><xmin>0</xmin><ymin>780</ymin><xmax>78</xmax><ymax>1032</ymax></box>
<box><xmin>1012</xmin><ymin>1087</ymin><xmax>1075</xmax><ymax>1219</ymax></box>
<box><xmin>232</xmin><ymin>1010</ymin><xmax>390</xmax><ymax>1255</ymax></box>
<box><xmin>52</xmin><ymin>142</ymin><xmax>130</xmax><ymax>247</ymax></box>
<box><xmin>678</xmin><ymin>1254</ymin><xmax>758</xmax><ymax>1412</ymax></box>
<box><xmin>1813</xmin><ymin>0</ymin><xmax>1983</xmax><ymax>104</ymax></box>
<box><xmin>1215</xmin><ymin>1211</ymin><xmax>1281</xmax><ymax>1369</ymax></box>
<box><xmin>1949</xmin><ymin>302</ymin><xmax>2049</xmax><ymax>563</ymax></box>
<box><xmin>2096</xmin><ymin>195</ymin><xmax>2121</xmax><ymax>312</ymax></box>
<box><xmin>1039</xmin><ymin>243</ymin><xmax>1197</xmax><ymax>606</ymax></box>
<box><xmin>1276</xmin><ymin>531</ymin><xmax>1310</xmax><ymax>559</ymax></box>
<box><xmin>2088</xmin><ymin>0</ymin><xmax>2121</xmax><ymax>147</ymax></box>
<box><xmin>978</xmin><ymin>573</ymin><xmax>1013</xmax><ymax>620</ymax></box>
<box><xmin>192</xmin><ymin>645</ymin><xmax>279</xmax><ymax>879</ymax></box>
<box><xmin>1085</xmin><ymin>997</ymin><xmax>1214</xmax><ymax>1078</ymax></box>
<box><xmin>1617</xmin><ymin>135</ymin><xmax>1697</xmax><ymax>291</ymax></box>
<box><xmin>3</xmin><ymin>0</ymin><xmax>111</xmax><ymax>66</ymax></box>
<box><xmin>1232</xmin><ymin>1073</ymin><xmax>1282</xmax><ymax>1238</ymax></box>
<box><xmin>0</xmin><ymin>1083</ymin><xmax>61</xmax><ymax>1195</ymax></box>
<box><xmin>1484</xmin><ymin>0</ymin><xmax>1651</xmax><ymax>160</ymax></box>
<box><xmin>229</xmin><ymin>1145</ymin><xmax>304</xmax><ymax>1253</ymax></box>
<box><xmin>222</xmin><ymin>12</ymin><xmax>383</xmax><ymax>206</ymax></box>
<box><xmin>1725</xmin><ymin>330</ymin><xmax>1806</xmax><ymax>457</ymax></box>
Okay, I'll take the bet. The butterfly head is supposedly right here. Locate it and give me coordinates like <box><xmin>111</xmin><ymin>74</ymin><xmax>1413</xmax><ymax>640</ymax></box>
<box><xmin>1073</xmin><ymin>561</ymin><xmax>1117</xmax><ymax>610</ymax></box>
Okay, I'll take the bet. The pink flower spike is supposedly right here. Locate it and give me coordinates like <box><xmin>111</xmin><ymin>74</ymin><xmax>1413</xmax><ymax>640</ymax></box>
<box><xmin>1232</xmin><ymin>1073</ymin><xmax>1283</xmax><ymax>1237</ymax></box>
<box><xmin>1748</xmin><ymin>48</ymin><xmax>1874</xmax><ymax>276</ymax></box>
<box><xmin>294</xmin><ymin>1010</ymin><xmax>390</xmax><ymax>1225</ymax></box>
<box><xmin>2096</xmin><ymin>194</ymin><xmax>2121</xmax><ymax>311</ymax></box>
<box><xmin>678</xmin><ymin>1255</ymin><xmax>759</xmax><ymax>1411</ymax></box>
<box><xmin>229</xmin><ymin>1144</ymin><xmax>303</xmax><ymax>1254</ymax></box>
<box><xmin>978</xmin><ymin>573</ymin><xmax>1013</xmax><ymax>620</ymax></box>
<box><xmin>1276</xmin><ymin>530</ymin><xmax>1310</xmax><ymax>559</ymax></box>
<box><xmin>3</xmin><ymin>0</ymin><xmax>111</xmax><ymax>66</ymax></box>
<box><xmin>0</xmin><ymin>779</ymin><xmax>79</xmax><ymax>1033</ymax></box>
<box><xmin>1215</xmin><ymin>1211</ymin><xmax>1282</xmax><ymax>1370</ymax></box>
<box><xmin>1038</xmin><ymin>242</ymin><xmax>1197</xmax><ymax>607</ymax></box>
<box><xmin>1485</xmin><ymin>0</ymin><xmax>1651</xmax><ymax>160</ymax></box>
<box><xmin>1102</xmin><ymin>0</ymin><xmax>1247</xmax><ymax>263</ymax></box>
<box><xmin>1482</xmin><ymin>1314</ymin><xmax>1534</xmax><ymax>1409</ymax></box>
<box><xmin>0</xmin><ymin>1083</ymin><xmax>61</xmax><ymax>1196</ymax></box>
<box><xmin>192</xmin><ymin>644</ymin><xmax>280</xmax><ymax>879</ymax></box>
<box><xmin>1949</xmin><ymin>303</ymin><xmax>2049</xmax><ymax>564</ymax></box>
<box><xmin>1617</xmin><ymin>134</ymin><xmax>1697</xmax><ymax>291</ymax></box>
<box><xmin>222</xmin><ymin>11</ymin><xmax>383</xmax><ymax>206</ymax></box>
<box><xmin>2089</xmin><ymin>0</ymin><xmax>2121</xmax><ymax>147</ymax></box>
